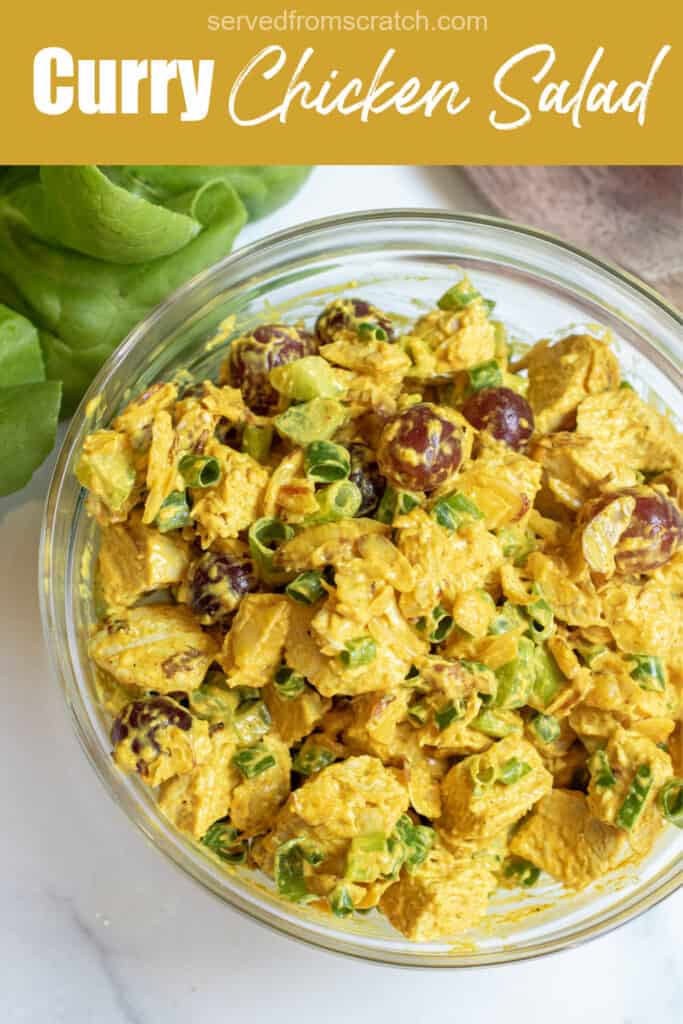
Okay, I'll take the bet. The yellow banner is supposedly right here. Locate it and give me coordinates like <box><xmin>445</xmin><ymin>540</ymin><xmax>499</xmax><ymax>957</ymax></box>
<box><xmin>3</xmin><ymin>0</ymin><xmax>681</xmax><ymax>162</ymax></box>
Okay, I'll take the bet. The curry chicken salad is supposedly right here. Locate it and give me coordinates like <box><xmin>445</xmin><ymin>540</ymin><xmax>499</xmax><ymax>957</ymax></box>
<box><xmin>76</xmin><ymin>277</ymin><xmax>683</xmax><ymax>942</ymax></box>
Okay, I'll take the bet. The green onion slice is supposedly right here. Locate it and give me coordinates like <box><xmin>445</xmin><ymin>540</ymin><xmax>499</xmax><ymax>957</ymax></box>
<box><xmin>470</xmin><ymin>709</ymin><xmax>521</xmax><ymax>738</ymax></box>
<box><xmin>329</xmin><ymin>884</ymin><xmax>355</xmax><ymax>918</ymax></box>
<box><xmin>285</xmin><ymin>570</ymin><xmax>326</xmax><ymax>605</ymax></box>
<box><xmin>504</xmin><ymin>857</ymin><xmax>540</xmax><ymax>887</ymax></box>
<box><xmin>616</xmin><ymin>763</ymin><xmax>653</xmax><ymax>830</ymax></box>
<box><xmin>273</xmin><ymin>665</ymin><xmax>307</xmax><ymax>700</ymax></box>
<box><xmin>232</xmin><ymin>700</ymin><xmax>272</xmax><ymax>745</ymax></box>
<box><xmin>375</xmin><ymin>486</ymin><xmax>420</xmax><ymax>524</ymax></box>
<box><xmin>468</xmin><ymin>756</ymin><xmax>497</xmax><ymax>797</ymax></box>
<box><xmin>497</xmin><ymin>527</ymin><xmax>536</xmax><ymax>565</ymax></box>
<box><xmin>305</xmin><ymin>480</ymin><xmax>362</xmax><ymax>525</ymax></box>
<box><xmin>468</xmin><ymin>359</ymin><xmax>503</xmax><ymax>393</ymax></box>
<box><xmin>357</xmin><ymin>321</ymin><xmax>388</xmax><ymax>341</ymax></box>
<box><xmin>590</xmin><ymin>748</ymin><xmax>617</xmax><ymax>789</ymax></box>
<box><xmin>430</xmin><ymin>603</ymin><xmax>455</xmax><ymax>643</ymax></box>
<box><xmin>658</xmin><ymin>778</ymin><xmax>683</xmax><ymax>828</ymax></box>
<box><xmin>275</xmin><ymin>838</ymin><xmax>324</xmax><ymax>903</ymax></box>
<box><xmin>524</xmin><ymin>587</ymin><xmax>555</xmax><ymax>643</ymax></box>
<box><xmin>200</xmin><ymin>820</ymin><xmax>247</xmax><ymax>864</ymax></box>
<box><xmin>532</xmin><ymin>713</ymin><xmax>561</xmax><ymax>745</ymax></box>
<box><xmin>488</xmin><ymin>601</ymin><xmax>525</xmax><ymax>636</ymax></box>
<box><xmin>155</xmin><ymin>490</ymin><xmax>191</xmax><ymax>533</ymax></box>
<box><xmin>232</xmin><ymin>745</ymin><xmax>276</xmax><ymax>779</ymax></box>
<box><xmin>178</xmin><ymin>454</ymin><xmax>222</xmax><ymax>488</ymax></box>
<box><xmin>248</xmin><ymin>517</ymin><xmax>295</xmax><ymax>584</ymax></box>
<box><xmin>407</xmin><ymin>700</ymin><xmax>429</xmax><ymax>726</ymax></box>
<box><xmin>437</xmin><ymin>281</ymin><xmax>481</xmax><ymax>311</ymax></box>
<box><xmin>304</xmin><ymin>440</ymin><xmax>351</xmax><ymax>483</ymax></box>
<box><xmin>340</xmin><ymin>636</ymin><xmax>376</xmax><ymax>669</ymax></box>
<box><xmin>292</xmin><ymin>745</ymin><xmax>337</xmax><ymax>775</ymax></box>
<box><xmin>392</xmin><ymin>814</ymin><xmax>435</xmax><ymax>872</ymax></box>
<box><xmin>498</xmin><ymin>758</ymin><xmax>532</xmax><ymax>785</ymax></box>
<box><xmin>629</xmin><ymin>655</ymin><xmax>666</xmax><ymax>692</ymax></box>
<box><xmin>434</xmin><ymin>699</ymin><xmax>465</xmax><ymax>731</ymax></box>
<box><xmin>432</xmin><ymin>491</ymin><xmax>483</xmax><ymax>532</ymax></box>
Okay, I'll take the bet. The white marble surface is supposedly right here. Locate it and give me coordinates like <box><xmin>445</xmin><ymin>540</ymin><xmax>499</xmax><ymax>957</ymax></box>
<box><xmin>1</xmin><ymin>166</ymin><xmax>680</xmax><ymax>1024</ymax></box>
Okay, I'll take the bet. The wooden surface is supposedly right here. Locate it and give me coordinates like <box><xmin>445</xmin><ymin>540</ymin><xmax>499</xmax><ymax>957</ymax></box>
<box><xmin>465</xmin><ymin>167</ymin><xmax>683</xmax><ymax>311</ymax></box>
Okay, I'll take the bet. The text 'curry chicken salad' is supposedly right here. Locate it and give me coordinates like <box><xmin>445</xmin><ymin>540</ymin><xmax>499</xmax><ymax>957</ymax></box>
<box><xmin>76</xmin><ymin>277</ymin><xmax>683</xmax><ymax>942</ymax></box>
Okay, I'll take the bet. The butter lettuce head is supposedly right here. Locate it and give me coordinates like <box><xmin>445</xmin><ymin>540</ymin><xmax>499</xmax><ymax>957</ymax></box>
<box><xmin>0</xmin><ymin>165</ymin><xmax>311</xmax><ymax>495</ymax></box>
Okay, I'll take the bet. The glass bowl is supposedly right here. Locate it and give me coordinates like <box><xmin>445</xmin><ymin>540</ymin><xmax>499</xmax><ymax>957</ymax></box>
<box><xmin>40</xmin><ymin>210</ymin><xmax>683</xmax><ymax>966</ymax></box>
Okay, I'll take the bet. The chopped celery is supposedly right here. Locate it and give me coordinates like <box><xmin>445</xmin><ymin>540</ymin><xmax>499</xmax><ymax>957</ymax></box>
<box><xmin>270</xmin><ymin>356</ymin><xmax>344</xmax><ymax>401</ymax></box>
<box><xmin>470</xmin><ymin>709</ymin><xmax>521</xmax><ymax>738</ymax></box>
<box><xmin>345</xmin><ymin>834</ymin><xmax>387</xmax><ymax>882</ymax></box>
<box><xmin>494</xmin><ymin>636</ymin><xmax>535</xmax><ymax>708</ymax></box>
<box><xmin>242</xmin><ymin>424</ymin><xmax>273</xmax><ymax>463</ymax></box>
<box><xmin>274</xmin><ymin>397</ymin><xmax>346</xmax><ymax>445</ymax></box>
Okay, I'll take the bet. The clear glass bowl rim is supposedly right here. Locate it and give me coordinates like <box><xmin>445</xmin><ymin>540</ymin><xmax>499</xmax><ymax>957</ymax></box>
<box><xmin>40</xmin><ymin>209</ymin><xmax>682</xmax><ymax>968</ymax></box>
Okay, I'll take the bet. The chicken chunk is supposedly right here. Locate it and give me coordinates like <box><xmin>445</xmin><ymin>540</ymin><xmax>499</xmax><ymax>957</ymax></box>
<box><xmin>380</xmin><ymin>842</ymin><xmax>497</xmax><ymax>940</ymax></box>
<box><xmin>454</xmin><ymin>436</ymin><xmax>542</xmax><ymax>530</ymax></box>
<box><xmin>255</xmin><ymin>756</ymin><xmax>409</xmax><ymax>876</ymax></box>
<box><xmin>576</xmin><ymin>388</ymin><xmax>683</xmax><ymax>474</ymax></box>
<box><xmin>89</xmin><ymin>605</ymin><xmax>218</xmax><ymax>693</ymax></box>
<box><xmin>395</xmin><ymin>509</ymin><xmax>504</xmax><ymax>620</ymax></box>
<box><xmin>263</xmin><ymin>682</ymin><xmax>331</xmax><ymax>746</ymax></box>
<box><xmin>440</xmin><ymin>736</ymin><xmax>552</xmax><ymax>842</ymax></box>
<box><xmin>218</xmin><ymin>594</ymin><xmax>291</xmax><ymax>689</ymax></box>
<box><xmin>403</xmin><ymin>296</ymin><xmax>496</xmax><ymax>377</ymax></box>
<box><xmin>525</xmin><ymin>333</ymin><xmax>619</xmax><ymax>433</ymax></box>
<box><xmin>587</xmin><ymin>728</ymin><xmax>672</xmax><ymax>834</ymax></box>
<box><xmin>191</xmin><ymin>443</ymin><xmax>269</xmax><ymax>546</ymax></box>
<box><xmin>97</xmin><ymin>511</ymin><xmax>189</xmax><ymax>607</ymax></box>
<box><xmin>509</xmin><ymin>790</ymin><xmax>626</xmax><ymax>888</ymax></box>
<box><xmin>230</xmin><ymin>734</ymin><xmax>292</xmax><ymax>835</ymax></box>
<box><xmin>158</xmin><ymin>728</ymin><xmax>240</xmax><ymax>837</ymax></box>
